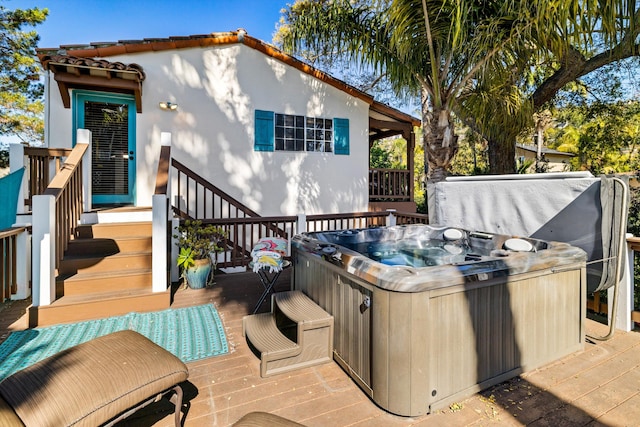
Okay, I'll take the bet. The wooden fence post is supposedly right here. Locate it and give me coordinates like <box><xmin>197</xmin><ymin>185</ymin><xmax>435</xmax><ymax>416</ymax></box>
<box><xmin>386</xmin><ymin>209</ymin><xmax>397</xmax><ymax>227</ymax></box>
<box><xmin>297</xmin><ymin>214</ymin><xmax>306</xmax><ymax>234</ymax></box>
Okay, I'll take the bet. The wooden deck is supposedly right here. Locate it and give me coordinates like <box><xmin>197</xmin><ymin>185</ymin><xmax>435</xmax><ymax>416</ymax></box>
<box><xmin>1</xmin><ymin>270</ymin><xmax>640</xmax><ymax>426</ymax></box>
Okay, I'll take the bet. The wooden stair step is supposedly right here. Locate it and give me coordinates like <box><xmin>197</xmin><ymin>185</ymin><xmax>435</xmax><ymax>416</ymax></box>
<box><xmin>65</xmin><ymin>236</ymin><xmax>152</xmax><ymax>257</ymax></box>
<box><xmin>52</xmin><ymin>287</ymin><xmax>161</xmax><ymax>304</ymax></box>
<box><xmin>58</xmin><ymin>251</ymin><xmax>152</xmax><ymax>275</ymax></box>
<box><xmin>56</xmin><ymin>268</ymin><xmax>152</xmax><ymax>296</ymax></box>
<box><xmin>75</xmin><ymin>221</ymin><xmax>152</xmax><ymax>239</ymax></box>
<box><xmin>29</xmin><ymin>288</ymin><xmax>171</xmax><ymax>327</ymax></box>
<box><xmin>31</xmin><ymin>218</ymin><xmax>164</xmax><ymax>328</ymax></box>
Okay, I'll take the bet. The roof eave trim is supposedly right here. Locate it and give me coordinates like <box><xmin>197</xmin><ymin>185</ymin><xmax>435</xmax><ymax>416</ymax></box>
<box><xmin>37</xmin><ymin>32</ymin><xmax>375</xmax><ymax>106</ymax></box>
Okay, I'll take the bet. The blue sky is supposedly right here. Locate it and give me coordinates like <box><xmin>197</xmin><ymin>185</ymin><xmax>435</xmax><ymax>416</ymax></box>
<box><xmin>0</xmin><ymin>1</ymin><xmax>289</xmax><ymax>147</ymax></box>
<box><xmin>12</xmin><ymin>0</ymin><xmax>288</xmax><ymax>48</ymax></box>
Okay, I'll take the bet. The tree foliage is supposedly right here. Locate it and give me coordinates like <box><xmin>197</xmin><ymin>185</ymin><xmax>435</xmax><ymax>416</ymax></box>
<box><xmin>0</xmin><ymin>3</ymin><xmax>47</xmax><ymax>144</ymax></box>
<box><xmin>461</xmin><ymin>1</ymin><xmax>640</xmax><ymax>173</ymax></box>
<box><xmin>449</xmin><ymin>128</ymin><xmax>489</xmax><ymax>176</ymax></box>
<box><xmin>369</xmin><ymin>141</ymin><xmax>393</xmax><ymax>169</ymax></box>
<box><xmin>546</xmin><ymin>100</ymin><xmax>640</xmax><ymax>174</ymax></box>
<box><xmin>278</xmin><ymin>0</ymin><xmax>639</xmax><ymax>179</ymax></box>
<box><xmin>279</xmin><ymin>0</ymin><xmax>559</xmax><ymax>182</ymax></box>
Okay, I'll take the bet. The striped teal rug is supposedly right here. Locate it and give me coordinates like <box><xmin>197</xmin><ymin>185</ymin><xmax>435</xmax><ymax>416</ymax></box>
<box><xmin>0</xmin><ymin>304</ymin><xmax>228</xmax><ymax>381</ymax></box>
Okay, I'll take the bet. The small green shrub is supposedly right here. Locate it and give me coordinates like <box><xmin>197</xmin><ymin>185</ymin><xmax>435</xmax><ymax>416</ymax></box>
<box><xmin>174</xmin><ymin>220</ymin><xmax>227</xmax><ymax>269</ymax></box>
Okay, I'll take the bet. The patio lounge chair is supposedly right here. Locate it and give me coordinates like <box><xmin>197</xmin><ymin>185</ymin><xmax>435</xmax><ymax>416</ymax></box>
<box><xmin>0</xmin><ymin>330</ymin><xmax>188</xmax><ymax>426</ymax></box>
<box><xmin>232</xmin><ymin>411</ymin><xmax>306</xmax><ymax>426</ymax></box>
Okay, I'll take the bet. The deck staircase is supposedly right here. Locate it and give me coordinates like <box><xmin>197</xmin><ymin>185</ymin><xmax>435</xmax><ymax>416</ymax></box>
<box><xmin>243</xmin><ymin>290</ymin><xmax>334</xmax><ymax>377</ymax></box>
<box><xmin>28</xmin><ymin>213</ymin><xmax>171</xmax><ymax>327</ymax></box>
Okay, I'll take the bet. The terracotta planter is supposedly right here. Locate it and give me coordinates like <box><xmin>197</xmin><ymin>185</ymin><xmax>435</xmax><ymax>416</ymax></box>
<box><xmin>184</xmin><ymin>258</ymin><xmax>212</xmax><ymax>289</ymax></box>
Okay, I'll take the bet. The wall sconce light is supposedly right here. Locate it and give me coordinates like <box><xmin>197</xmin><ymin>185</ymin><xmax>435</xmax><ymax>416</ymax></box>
<box><xmin>159</xmin><ymin>101</ymin><xmax>178</xmax><ymax>111</ymax></box>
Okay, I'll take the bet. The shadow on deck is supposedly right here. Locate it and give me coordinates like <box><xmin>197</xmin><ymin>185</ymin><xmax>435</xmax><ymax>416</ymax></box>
<box><xmin>2</xmin><ymin>270</ymin><xmax>639</xmax><ymax>426</ymax></box>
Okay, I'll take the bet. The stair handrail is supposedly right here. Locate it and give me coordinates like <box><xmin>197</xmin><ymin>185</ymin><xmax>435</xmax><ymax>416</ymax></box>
<box><xmin>154</xmin><ymin>144</ymin><xmax>171</xmax><ymax>196</ymax></box>
<box><xmin>171</xmin><ymin>158</ymin><xmax>261</xmax><ymax>219</ymax></box>
<box><xmin>23</xmin><ymin>147</ymin><xmax>74</xmax><ymax>209</ymax></box>
<box><xmin>31</xmin><ymin>130</ymin><xmax>91</xmax><ymax>308</ymax></box>
<box><xmin>41</xmin><ymin>142</ymin><xmax>89</xmax><ymax>270</ymax></box>
<box><xmin>171</xmin><ymin>158</ymin><xmax>288</xmax><ymax>268</ymax></box>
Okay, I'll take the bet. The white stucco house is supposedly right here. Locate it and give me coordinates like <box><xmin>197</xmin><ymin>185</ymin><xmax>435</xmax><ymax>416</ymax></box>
<box><xmin>4</xmin><ymin>30</ymin><xmax>420</xmax><ymax>326</ymax></box>
<box><xmin>36</xmin><ymin>30</ymin><xmax>420</xmax><ymax>217</ymax></box>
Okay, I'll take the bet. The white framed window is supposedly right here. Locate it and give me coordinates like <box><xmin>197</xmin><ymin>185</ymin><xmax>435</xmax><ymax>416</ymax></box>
<box><xmin>304</xmin><ymin>116</ymin><xmax>333</xmax><ymax>152</ymax></box>
<box><xmin>274</xmin><ymin>113</ymin><xmax>333</xmax><ymax>152</ymax></box>
<box><xmin>255</xmin><ymin>110</ymin><xmax>349</xmax><ymax>155</ymax></box>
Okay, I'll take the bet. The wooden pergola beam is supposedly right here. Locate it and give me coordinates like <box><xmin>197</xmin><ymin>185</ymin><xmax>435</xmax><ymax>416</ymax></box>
<box><xmin>369</xmin><ymin>118</ymin><xmax>412</xmax><ymax>133</ymax></box>
<box><xmin>52</xmin><ymin>71</ymin><xmax>143</xmax><ymax>113</ymax></box>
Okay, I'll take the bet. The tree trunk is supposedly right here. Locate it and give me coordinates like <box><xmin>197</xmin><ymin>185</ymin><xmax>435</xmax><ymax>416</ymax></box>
<box><xmin>422</xmin><ymin>106</ymin><xmax>458</xmax><ymax>183</ymax></box>
<box><xmin>487</xmin><ymin>136</ymin><xmax>516</xmax><ymax>174</ymax></box>
<box><xmin>421</xmin><ymin>93</ymin><xmax>459</xmax><ymax>218</ymax></box>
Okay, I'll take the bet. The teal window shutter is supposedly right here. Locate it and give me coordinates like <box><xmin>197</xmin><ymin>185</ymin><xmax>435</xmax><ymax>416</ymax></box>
<box><xmin>255</xmin><ymin>110</ymin><xmax>274</xmax><ymax>152</ymax></box>
<box><xmin>334</xmin><ymin>118</ymin><xmax>349</xmax><ymax>155</ymax></box>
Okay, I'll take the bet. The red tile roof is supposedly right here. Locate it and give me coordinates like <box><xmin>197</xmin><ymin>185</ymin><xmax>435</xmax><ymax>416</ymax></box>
<box><xmin>37</xmin><ymin>31</ymin><xmax>373</xmax><ymax>105</ymax></box>
<box><xmin>36</xmin><ymin>30</ymin><xmax>420</xmax><ymax>126</ymax></box>
<box><xmin>40</xmin><ymin>55</ymin><xmax>145</xmax><ymax>80</ymax></box>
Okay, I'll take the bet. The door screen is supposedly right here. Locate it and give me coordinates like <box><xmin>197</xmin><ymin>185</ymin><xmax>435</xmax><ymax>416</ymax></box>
<box><xmin>83</xmin><ymin>101</ymin><xmax>130</xmax><ymax>198</ymax></box>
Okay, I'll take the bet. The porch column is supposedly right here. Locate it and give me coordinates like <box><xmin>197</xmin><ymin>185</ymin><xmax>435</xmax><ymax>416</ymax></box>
<box><xmin>32</xmin><ymin>194</ymin><xmax>56</xmax><ymax>306</ymax></box>
<box><xmin>152</xmin><ymin>194</ymin><xmax>169</xmax><ymax>293</ymax></box>
<box><xmin>405</xmin><ymin>128</ymin><xmax>415</xmax><ymax>202</ymax></box>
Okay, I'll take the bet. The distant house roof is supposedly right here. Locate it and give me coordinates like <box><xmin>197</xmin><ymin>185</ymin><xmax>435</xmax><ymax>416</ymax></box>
<box><xmin>37</xmin><ymin>30</ymin><xmax>421</xmax><ymax>127</ymax></box>
<box><xmin>516</xmin><ymin>144</ymin><xmax>575</xmax><ymax>157</ymax></box>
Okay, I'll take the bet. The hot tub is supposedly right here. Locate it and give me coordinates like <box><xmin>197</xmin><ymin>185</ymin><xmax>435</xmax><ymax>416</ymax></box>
<box><xmin>291</xmin><ymin>224</ymin><xmax>587</xmax><ymax>416</ymax></box>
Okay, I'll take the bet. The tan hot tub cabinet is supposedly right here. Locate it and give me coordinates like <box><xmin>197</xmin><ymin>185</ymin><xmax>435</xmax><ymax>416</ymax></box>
<box><xmin>293</xmin><ymin>250</ymin><xmax>586</xmax><ymax>417</ymax></box>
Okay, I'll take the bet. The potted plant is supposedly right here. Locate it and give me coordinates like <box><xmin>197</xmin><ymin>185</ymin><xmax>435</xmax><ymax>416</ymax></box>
<box><xmin>174</xmin><ymin>220</ymin><xmax>227</xmax><ymax>289</ymax></box>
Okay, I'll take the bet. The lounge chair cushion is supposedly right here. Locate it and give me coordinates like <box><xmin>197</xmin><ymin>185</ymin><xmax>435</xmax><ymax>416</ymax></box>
<box><xmin>0</xmin><ymin>330</ymin><xmax>188</xmax><ymax>426</ymax></box>
<box><xmin>0</xmin><ymin>396</ymin><xmax>23</xmax><ymax>426</ymax></box>
<box><xmin>233</xmin><ymin>411</ymin><xmax>306</xmax><ymax>426</ymax></box>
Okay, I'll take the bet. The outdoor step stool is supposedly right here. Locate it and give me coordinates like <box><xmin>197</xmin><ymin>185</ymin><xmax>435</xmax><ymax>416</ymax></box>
<box><xmin>0</xmin><ymin>330</ymin><xmax>188</xmax><ymax>427</ymax></box>
<box><xmin>243</xmin><ymin>290</ymin><xmax>334</xmax><ymax>377</ymax></box>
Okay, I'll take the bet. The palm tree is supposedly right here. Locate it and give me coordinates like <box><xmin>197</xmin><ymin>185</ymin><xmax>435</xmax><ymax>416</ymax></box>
<box><xmin>280</xmin><ymin>0</ymin><xmax>638</xmax><ymax>180</ymax></box>
<box><xmin>280</xmin><ymin>0</ymin><xmax>559</xmax><ymax>182</ymax></box>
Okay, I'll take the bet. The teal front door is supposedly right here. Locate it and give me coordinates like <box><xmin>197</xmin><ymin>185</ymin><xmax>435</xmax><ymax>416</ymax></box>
<box><xmin>73</xmin><ymin>91</ymin><xmax>136</xmax><ymax>205</ymax></box>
